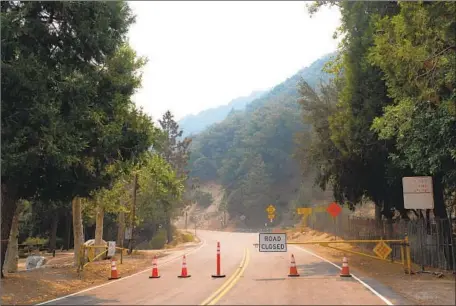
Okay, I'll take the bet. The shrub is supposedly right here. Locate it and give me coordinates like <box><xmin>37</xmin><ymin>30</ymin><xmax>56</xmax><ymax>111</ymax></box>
<box><xmin>149</xmin><ymin>230</ymin><xmax>167</xmax><ymax>249</ymax></box>
<box><xmin>194</xmin><ymin>191</ymin><xmax>214</xmax><ymax>208</ymax></box>
<box><xmin>23</xmin><ymin>237</ymin><xmax>48</xmax><ymax>246</ymax></box>
<box><xmin>182</xmin><ymin>233</ymin><xmax>194</xmax><ymax>243</ymax></box>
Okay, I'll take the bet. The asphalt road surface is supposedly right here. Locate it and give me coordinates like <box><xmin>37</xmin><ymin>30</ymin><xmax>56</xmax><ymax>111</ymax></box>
<box><xmin>39</xmin><ymin>230</ymin><xmax>412</xmax><ymax>305</ymax></box>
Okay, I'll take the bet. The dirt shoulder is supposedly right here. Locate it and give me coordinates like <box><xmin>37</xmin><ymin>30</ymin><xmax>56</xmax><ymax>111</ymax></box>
<box><xmin>1</xmin><ymin>232</ymin><xmax>200</xmax><ymax>305</ymax></box>
<box><xmin>287</xmin><ymin>227</ymin><xmax>456</xmax><ymax>306</ymax></box>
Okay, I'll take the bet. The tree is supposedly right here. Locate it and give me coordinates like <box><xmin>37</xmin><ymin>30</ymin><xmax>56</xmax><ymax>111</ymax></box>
<box><xmin>369</xmin><ymin>1</ymin><xmax>456</xmax><ymax>219</ymax></box>
<box><xmin>135</xmin><ymin>153</ymin><xmax>184</xmax><ymax>244</ymax></box>
<box><xmin>1</xmin><ymin>1</ymin><xmax>157</xmax><ymax>273</ymax></box>
<box><xmin>88</xmin><ymin>172</ymin><xmax>132</xmax><ymax>259</ymax></box>
<box><xmin>302</xmin><ymin>1</ymin><xmax>408</xmax><ymax>223</ymax></box>
<box><xmin>158</xmin><ymin>111</ymin><xmax>192</xmax><ymax>243</ymax></box>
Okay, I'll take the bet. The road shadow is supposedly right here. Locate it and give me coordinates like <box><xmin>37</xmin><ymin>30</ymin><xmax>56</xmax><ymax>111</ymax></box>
<box><xmin>45</xmin><ymin>295</ymin><xmax>120</xmax><ymax>305</ymax></box>
<box><xmin>254</xmin><ymin>277</ymin><xmax>287</xmax><ymax>281</ymax></box>
<box><xmin>296</xmin><ymin>261</ymin><xmax>352</xmax><ymax>280</ymax></box>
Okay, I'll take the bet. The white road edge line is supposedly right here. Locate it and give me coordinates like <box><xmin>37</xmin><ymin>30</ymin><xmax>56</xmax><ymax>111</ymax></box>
<box><xmin>292</xmin><ymin>245</ymin><xmax>394</xmax><ymax>306</ymax></box>
<box><xmin>36</xmin><ymin>238</ymin><xmax>207</xmax><ymax>305</ymax></box>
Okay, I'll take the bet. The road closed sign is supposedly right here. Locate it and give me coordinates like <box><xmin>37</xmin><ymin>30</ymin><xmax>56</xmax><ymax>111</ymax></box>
<box><xmin>258</xmin><ymin>233</ymin><xmax>287</xmax><ymax>252</ymax></box>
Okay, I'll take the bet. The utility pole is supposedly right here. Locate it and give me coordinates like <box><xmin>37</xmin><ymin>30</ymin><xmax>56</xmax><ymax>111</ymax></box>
<box><xmin>185</xmin><ymin>210</ymin><xmax>188</xmax><ymax>231</ymax></box>
<box><xmin>128</xmin><ymin>172</ymin><xmax>138</xmax><ymax>254</ymax></box>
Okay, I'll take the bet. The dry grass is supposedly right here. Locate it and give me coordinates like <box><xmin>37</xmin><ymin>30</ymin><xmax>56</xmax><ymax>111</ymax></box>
<box><xmin>287</xmin><ymin>227</ymin><xmax>456</xmax><ymax>305</ymax></box>
<box><xmin>1</xmin><ymin>231</ymin><xmax>198</xmax><ymax>305</ymax></box>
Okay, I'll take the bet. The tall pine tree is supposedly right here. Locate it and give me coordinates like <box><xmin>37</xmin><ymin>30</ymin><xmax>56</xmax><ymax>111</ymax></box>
<box><xmin>158</xmin><ymin>111</ymin><xmax>192</xmax><ymax>242</ymax></box>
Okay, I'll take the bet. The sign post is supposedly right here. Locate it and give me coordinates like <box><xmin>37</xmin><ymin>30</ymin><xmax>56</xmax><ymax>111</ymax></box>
<box><xmin>296</xmin><ymin>207</ymin><xmax>312</xmax><ymax>230</ymax></box>
<box><xmin>107</xmin><ymin>241</ymin><xmax>116</xmax><ymax>258</ymax></box>
<box><xmin>402</xmin><ymin>176</ymin><xmax>434</xmax><ymax>273</ymax></box>
<box><xmin>266</xmin><ymin>205</ymin><xmax>276</xmax><ymax>223</ymax></box>
<box><xmin>258</xmin><ymin>233</ymin><xmax>287</xmax><ymax>252</ymax></box>
<box><xmin>326</xmin><ymin>202</ymin><xmax>342</xmax><ymax>240</ymax></box>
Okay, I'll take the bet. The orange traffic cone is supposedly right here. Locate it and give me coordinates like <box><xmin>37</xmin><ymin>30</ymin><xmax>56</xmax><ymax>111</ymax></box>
<box><xmin>178</xmin><ymin>255</ymin><xmax>191</xmax><ymax>278</ymax></box>
<box><xmin>288</xmin><ymin>254</ymin><xmax>300</xmax><ymax>277</ymax></box>
<box><xmin>340</xmin><ymin>256</ymin><xmax>352</xmax><ymax>277</ymax></box>
<box><xmin>149</xmin><ymin>255</ymin><xmax>160</xmax><ymax>279</ymax></box>
<box><xmin>108</xmin><ymin>258</ymin><xmax>120</xmax><ymax>280</ymax></box>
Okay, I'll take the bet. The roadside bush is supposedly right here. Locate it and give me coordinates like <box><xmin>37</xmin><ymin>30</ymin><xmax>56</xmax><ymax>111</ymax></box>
<box><xmin>194</xmin><ymin>191</ymin><xmax>214</xmax><ymax>208</ymax></box>
<box><xmin>182</xmin><ymin>233</ymin><xmax>194</xmax><ymax>243</ymax></box>
<box><xmin>149</xmin><ymin>230</ymin><xmax>167</xmax><ymax>249</ymax></box>
<box><xmin>23</xmin><ymin>237</ymin><xmax>48</xmax><ymax>246</ymax></box>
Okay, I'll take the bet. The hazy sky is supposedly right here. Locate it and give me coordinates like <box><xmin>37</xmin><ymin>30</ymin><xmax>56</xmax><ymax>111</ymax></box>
<box><xmin>127</xmin><ymin>1</ymin><xmax>341</xmax><ymax>121</ymax></box>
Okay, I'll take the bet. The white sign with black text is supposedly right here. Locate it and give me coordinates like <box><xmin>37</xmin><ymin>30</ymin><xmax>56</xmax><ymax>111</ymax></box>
<box><xmin>402</xmin><ymin>176</ymin><xmax>434</xmax><ymax>209</ymax></box>
<box><xmin>107</xmin><ymin>241</ymin><xmax>116</xmax><ymax>257</ymax></box>
<box><xmin>258</xmin><ymin>233</ymin><xmax>287</xmax><ymax>252</ymax></box>
<box><xmin>124</xmin><ymin>227</ymin><xmax>132</xmax><ymax>240</ymax></box>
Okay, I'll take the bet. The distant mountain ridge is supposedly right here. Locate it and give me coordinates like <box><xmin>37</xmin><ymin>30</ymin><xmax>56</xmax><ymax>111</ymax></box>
<box><xmin>178</xmin><ymin>90</ymin><xmax>267</xmax><ymax>137</ymax></box>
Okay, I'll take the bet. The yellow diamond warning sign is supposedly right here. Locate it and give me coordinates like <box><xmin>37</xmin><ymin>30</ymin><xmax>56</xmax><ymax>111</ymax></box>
<box><xmin>373</xmin><ymin>240</ymin><xmax>392</xmax><ymax>260</ymax></box>
<box><xmin>266</xmin><ymin>205</ymin><xmax>276</xmax><ymax>214</ymax></box>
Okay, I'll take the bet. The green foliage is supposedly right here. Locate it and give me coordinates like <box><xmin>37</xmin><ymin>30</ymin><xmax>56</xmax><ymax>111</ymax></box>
<box><xmin>369</xmin><ymin>1</ymin><xmax>456</xmax><ymax>194</ymax></box>
<box><xmin>0</xmin><ymin>1</ymin><xmax>163</xmax><ymax>275</ymax></box>
<box><xmin>181</xmin><ymin>233</ymin><xmax>194</xmax><ymax>243</ymax></box>
<box><xmin>300</xmin><ymin>1</ymin><xmax>455</xmax><ymax>220</ymax></box>
<box><xmin>192</xmin><ymin>191</ymin><xmax>214</xmax><ymax>208</ymax></box>
<box><xmin>1</xmin><ymin>1</ymin><xmax>150</xmax><ymax>203</ymax></box>
<box><xmin>148</xmin><ymin>229</ymin><xmax>167</xmax><ymax>249</ymax></box>
<box><xmin>136</xmin><ymin>153</ymin><xmax>184</xmax><ymax>225</ymax></box>
<box><xmin>23</xmin><ymin>237</ymin><xmax>48</xmax><ymax>246</ymax></box>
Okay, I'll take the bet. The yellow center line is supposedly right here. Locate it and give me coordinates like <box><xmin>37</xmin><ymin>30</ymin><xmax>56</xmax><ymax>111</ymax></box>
<box><xmin>207</xmin><ymin>249</ymin><xmax>250</xmax><ymax>305</ymax></box>
<box><xmin>200</xmin><ymin>248</ymin><xmax>249</xmax><ymax>306</ymax></box>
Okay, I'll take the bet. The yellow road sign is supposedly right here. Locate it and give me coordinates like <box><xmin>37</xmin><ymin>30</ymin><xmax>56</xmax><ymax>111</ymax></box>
<box><xmin>373</xmin><ymin>240</ymin><xmax>392</xmax><ymax>260</ymax></box>
<box><xmin>266</xmin><ymin>205</ymin><xmax>275</xmax><ymax>214</ymax></box>
<box><xmin>267</xmin><ymin>214</ymin><xmax>275</xmax><ymax>220</ymax></box>
<box><xmin>297</xmin><ymin>207</ymin><xmax>312</xmax><ymax>216</ymax></box>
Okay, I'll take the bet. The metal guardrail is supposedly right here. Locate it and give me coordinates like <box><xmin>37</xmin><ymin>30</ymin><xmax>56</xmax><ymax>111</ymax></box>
<box><xmin>304</xmin><ymin>208</ymin><xmax>456</xmax><ymax>272</ymax></box>
<box><xmin>287</xmin><ymin>237</ymin><xmax>412</xmax><ymax>274</ymax></box>
<box><xmin>77</xmin><ymin>245</ymin><xmax>129</xmax><ymax>272</ymax></box>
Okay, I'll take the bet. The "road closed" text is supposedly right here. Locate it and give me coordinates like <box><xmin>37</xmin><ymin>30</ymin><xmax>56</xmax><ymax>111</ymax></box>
<box><xmin>258</xmin><ymin>233</ymin><xmax>287</xmax><ymax>252</ymax></box>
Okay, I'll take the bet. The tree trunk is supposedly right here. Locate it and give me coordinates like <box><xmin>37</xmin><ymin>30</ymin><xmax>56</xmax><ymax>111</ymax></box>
<box><xmin>432</xmin><ymin>175</ymin><xmax>453</xmax><ymax>269</ymax></box>
<box><xmin>94</xmin><ymin>205</ymin><xmax>104</xmax><ymax>260</ymax></box>
<box><xmin>4</xmin><ymin>201</ymin><xmax>25</xmax><ymax>273</ymax></box>
<box><xmin>375</xmin><ymin>203</ymin><xmax>382</xmax><ymax>223</ymax></box>
<box><xmin>116</xmin><ymin>209</ymin><xmax>125</xmax><ymax>246</ymax></box>
<box><xmin>49</xmin><ymin>213</ymin><xmax>59</xmax><ymax>253</ymax></box>
<box><xmin>1</xmin><ymin>183</ymin><xmax>18</xmax><ymax>278</ymax></box>
<box><xmin>185</xmin><ymin>211</ymin><xmax>188</xmax><ymax>230</ymax></box>
<box><xmin>72</xmin><ymin>197</ymin><xmax>84</xmax><ymax>267</ymax></box>
<box><xmin>65</xmin><ymin>209</ymin><xmax>72</xmax><ymax>250</ymax></box>
<box><xmin>433</xmin><ymin>175</ymin><xmax>448</xmax><ymax>219</ymax></box>
<box><xmin>166</xmin><ymin>210</ymin><xmax>173</xmax><ymax>244</ymax></box>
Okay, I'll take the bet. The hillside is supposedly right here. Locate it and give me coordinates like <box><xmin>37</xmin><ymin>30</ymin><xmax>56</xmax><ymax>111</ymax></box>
<box><xmin>178</xmin><ymin>90</ymin><xmax>267</xmax><ymax>138</ymax></box>
<box><xmin>188</xmin><ymin>53</ymin><xmax>336</xmax><ymax>228</ymax></box>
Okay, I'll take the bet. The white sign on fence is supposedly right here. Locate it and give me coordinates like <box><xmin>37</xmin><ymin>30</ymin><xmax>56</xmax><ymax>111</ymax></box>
<box><xmin>258</xmin><ymin>233</ymin><xmax>287</xmax><ymax>252</ymax></box>
<box><xmin>107</xmin><ymin>241</ymin><xmax>116</xmax><ymax>257</ymax></box>
<box><xmin>402</xmin><ymin>176</ymin><xmax>434</xmax><ymax>209</ymax></box>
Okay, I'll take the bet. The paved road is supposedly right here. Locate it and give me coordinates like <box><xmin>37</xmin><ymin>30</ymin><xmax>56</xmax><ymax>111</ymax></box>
<box><xmin>39</xmin><ymin>230</ymin><xmax>410</xmax><ymax>305</ymax></box>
